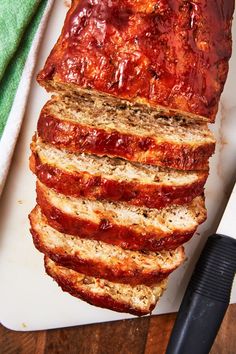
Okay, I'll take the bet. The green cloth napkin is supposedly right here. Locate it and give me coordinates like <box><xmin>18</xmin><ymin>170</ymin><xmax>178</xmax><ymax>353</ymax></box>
<box><xmin>0</xmin><ymin>0</ymin><xmax>48</xmax><ymax>138</ymax></box>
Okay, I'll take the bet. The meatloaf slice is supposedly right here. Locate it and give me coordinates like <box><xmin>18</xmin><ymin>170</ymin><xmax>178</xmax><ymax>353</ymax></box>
<box><xmin>44</xmin><ymin>256</ymin><xmax>167</xmax><ymax>316</ymax></box>
<box><xmin>37</xmin><ymin>96</ymin><xmax>215</xmax><ymax>171</ymax></box>
<box><xmin>30</xmin><ymin>206</ymin><xmax>185</xmax><ymax>286</ymax></box>
<box><xmin>36</xmin><ymin>181</ymin><xmax>206</xmax><ymax>252</ymax></box>
<box><xmin>30</xmin><ymin>137</ymin><xmax>208</xmax><ymax>209</ymax></box>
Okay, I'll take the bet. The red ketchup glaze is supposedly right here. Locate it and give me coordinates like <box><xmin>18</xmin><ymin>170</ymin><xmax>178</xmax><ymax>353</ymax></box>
<box><xmin>39</xmin><ymin>0</ymin><xmax>234</xmax><ymax>120</ymax></box>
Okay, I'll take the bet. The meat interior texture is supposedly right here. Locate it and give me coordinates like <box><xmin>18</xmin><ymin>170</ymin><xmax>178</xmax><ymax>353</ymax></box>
<box><xmin>37</xmin><ymin>0</ymin><xmax>234</xmax><ymax>122</ymax></box>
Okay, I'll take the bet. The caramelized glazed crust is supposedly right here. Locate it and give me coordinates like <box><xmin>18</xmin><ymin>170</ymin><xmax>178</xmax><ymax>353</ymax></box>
<box><xmin>30</xmin><ymin>151</ymin><xmax>207</xmax><ymax>209</ymax></box>
<box><xmin>37</xmin><ymin>0</ymin><xmax>234</xmax><ymax>122</ymax></box>
<box><xmin>36</xmin><ymin>182</ymin><xmax>205</xmax><ymax>252</ymax></box>
<box><xmin>37</xmin><ymin>110</ymin><xmax>214</xmax><ymax>171</ymax></box>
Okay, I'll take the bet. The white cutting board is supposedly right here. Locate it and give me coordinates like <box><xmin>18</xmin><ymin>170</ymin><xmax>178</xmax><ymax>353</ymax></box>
<box><xmin>0</xmin><ymin>2</ymin><xmax>236</xmax><ymax>331</ymax></box>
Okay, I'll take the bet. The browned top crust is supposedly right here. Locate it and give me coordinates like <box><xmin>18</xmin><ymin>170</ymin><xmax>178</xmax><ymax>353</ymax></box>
<box><xmin>37</xmin><ymin>0</ymin><xmax>234</xmax><ymax>122</ymax></box>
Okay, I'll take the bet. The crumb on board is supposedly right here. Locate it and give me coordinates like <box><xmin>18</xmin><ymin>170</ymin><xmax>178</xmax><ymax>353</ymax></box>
<box><xmin>21</xmin><ymin>322</ymin><xmax>27</xmax><ymax>328</ymax></box>
<box><xmin>64</xmin><ymin>0</ymin><xmax>71</xmax><ymax>7</ymax></box>
<box><xmin>17</xmin><ymin>200</ymin><xmax>23</xmax><ymax>205</ymax></box>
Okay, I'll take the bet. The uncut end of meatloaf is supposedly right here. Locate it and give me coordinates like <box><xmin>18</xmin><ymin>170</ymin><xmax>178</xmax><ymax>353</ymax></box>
<box><xmin>37</xmin><ymin>0</ymin><xmax>234</xmax><ymax>122</ymax></box>
<box><xmin>45</xmin><ymin>256</ymin><xmax>168</xmax><ymax>316</ymax></box>
<box><xmin>36</xmin><ymin>96</ymin><xmax>215</xmax><ymax>171</ymax></box>
<box><xmin>36</xmin><ymin>180</ymin><xmax>207</xmax><ymax>252</ymax></box>
<box><xmin>30</xmin><ymin>137</ymin><xmax>208</xmax><ymax>209</ymax></box>
<box><xmin>30</xmin><ymin>206</ymin><xmax>185</xmax><ymax>286</ymax></box>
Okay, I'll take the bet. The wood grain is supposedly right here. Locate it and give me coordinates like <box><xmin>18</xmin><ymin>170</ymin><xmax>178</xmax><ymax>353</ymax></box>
<box><xmin>144</xmin><ymin>313</ymin><xmax>177</xmax><ymax>354</ymax></box>
<box><xmin>0</xmin><ymin>305</ymin><xmax>235</xmax><ymax>354</ymax></box>
<box><xmin>0</xmin><ymin>326</ymin><xmax>45</xmax><ymax>354</ymax></box>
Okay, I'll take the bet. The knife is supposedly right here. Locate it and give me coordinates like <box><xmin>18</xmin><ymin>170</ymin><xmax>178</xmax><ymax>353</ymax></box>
<box><xmin>166</xmin><ymin>183</ymin><xmax>236</xmax><ymax>354</ymax></box>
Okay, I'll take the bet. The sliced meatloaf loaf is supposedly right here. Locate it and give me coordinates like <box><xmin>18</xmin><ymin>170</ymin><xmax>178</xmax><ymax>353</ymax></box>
<box><xmin>45</xmin><ymin>256</ymin><xmax>167</xmax><ymax>316</ymax></box>
<box><xmin>36</xmin><ymin>181</ymin><xmax>206</xmax><ymax>252</ymax></box>
<box><xmin>30</xmin><ymin>137</ymin><xmax>208</xmax><ymax>209</ymax></box>
<box><xmin>37</xmin><ymin>96</ymin><xmax>215</xmax><ymax>171</ymax></box>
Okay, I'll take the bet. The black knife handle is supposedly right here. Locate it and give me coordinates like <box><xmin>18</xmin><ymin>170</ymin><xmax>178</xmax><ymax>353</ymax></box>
<box><xmin>166</xmin><ymin>234</ymin><xmax>236</xmax><ymax>354</ymax></box>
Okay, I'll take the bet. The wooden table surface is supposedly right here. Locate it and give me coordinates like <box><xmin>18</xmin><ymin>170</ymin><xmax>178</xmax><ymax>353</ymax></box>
<box><xmin>0</xmin><ymin>304</ymin><xmax>235</xmax><ymax>354</ymax></box>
